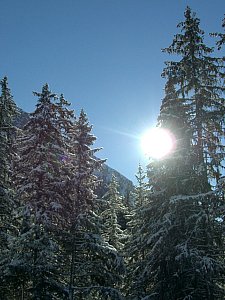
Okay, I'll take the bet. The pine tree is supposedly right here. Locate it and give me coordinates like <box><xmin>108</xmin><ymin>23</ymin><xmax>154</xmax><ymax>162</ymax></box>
<box><xmin>61</xmin><ymin>110</ymin><xmax>125</xmax><ymax>300</ymax></box>
<box><xmin>0</xmin><ymin>77</ymin><xmax>17</xmax><ymax>242</ymax></box>
<box><xmin>127</xmin><ymin>71</ymin><xmax>225</xmax><ymax>299</ymax></box>
<box><xmin>131</xmin><ymin>8</ymin><xmax>225</xmax><ymax>298</ymax></box>
<box><xmin>162</xmin><ymin>6</ymin><xmax>225</xmax><ymax>186</ymax></box>
<box><xmin>0</xmin><ymin>77</ymin><xmax>18</xmax><ymax>299</ymax></box>
<box><xmin>101</xmin><ymin>174</ymin><xmax>126</xmax><ymax>251</ymax></box>
<box><xmin>133</xmin><ymin>163</ymin><xmax>148</xmax><ymax>208</ymax></box>
<box><xmin>8</xmin><ymin>84</ymin><xmax>70</xmax><ymax>299</ymax></box>
<box><xmin>124</xmin><ymin>164</ymin><xmax>149</xmax><ymax>299</ymax></box>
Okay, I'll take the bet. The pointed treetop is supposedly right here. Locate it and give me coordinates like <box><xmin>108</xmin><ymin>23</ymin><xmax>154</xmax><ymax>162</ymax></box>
<box><xmin>1</xmin><ymin>76</ymin><xmax>12</xmax><ymax>99</ymax></box>
<box><xmin>1</xmin><ymin>76</ymin><xmax>8</xmax><ymax>87</ymax></box>
<box><xmin>0</xmin><ymin>76</ymin><xmax>17</xmax><ymax>124</ymax></box>
<box><xmin>162</xmin><ymin>6</ymin><xmax>207</xmax><ymax>58</ymax></box>
<box><xmin>58</xmin><ymin>94</ymin><xmax>71</xmax><ymax>106</ymax></box>
<box><xmin>184</xmin><ymin>6</ymin><xmax>193</xmax><ymax>17</ymax></box>
<box><xmin>80</xmin><ymin>108</ymin><xmax>87</xmax><ymax>120</ymax></box>
<box><xmin>182</xmin><ymin>6</ymin><xmax>200</xmax><ymax>27</ymax></box>
<box><xmin>33</xmin><ymin>83</ymin><xmax>57</xmax><ymax>104</ymax></box>
<box><xmin>77</xmin><ymin>108</ymin><xmax>93</xmax><ymax>132</ymax></box>
<box><xmin>135</xmin><ymin>163</ymin><xmax>146</xmax><ymax>183</ymax></box>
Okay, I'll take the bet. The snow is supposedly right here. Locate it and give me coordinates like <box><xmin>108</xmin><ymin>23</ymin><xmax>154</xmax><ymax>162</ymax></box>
<box><xmin>170</xmin><ymin>191</ymin><xmax>215</xmax><ymax>204</ymax></box>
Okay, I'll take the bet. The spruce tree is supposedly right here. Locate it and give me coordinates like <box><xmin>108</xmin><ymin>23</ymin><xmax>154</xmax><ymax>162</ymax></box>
<box><xmin>101</xmin><ymin>174</ymin><xmax>126</xmax><ymax>251</ymax></box>
<box><xmin>133</xmin><ymin>163</ymin><xmax>148</xmax><ymax>208</ymax></box>
<box><xmin>0</xmin><ymin>77</ymin><xmax>17</xmax><ymax>243</ymax></box>
<box><xmin>125</xmin><ymin>164</ymin><xmax>148</xmax><ymax>299</ymax></box>
<box><xmin>127</xmin><ymin>73</ymin><xmax>225</xmax><ymax>299</ymax></box>
<box><xmin>0</xmin><ymin>77</ymin><xmax>18</xmax><ymax>299</ymax></box>
<box><xmin>61</xmin><ymin>110</ymin><xmax>125</xmax><ymax>300</ymax></box>
<box><xmin>8</xmin><ymin>84</ymin><xmax>70</xmax><ymax>299</ymax></box>
<box><xmin>127</xmin><ymin>8</ymin><xmax>225</xmax><ymax>298</ymax></box>
<box><xmin>162</xmin><ymin>6</ymin><xmax>225</xmax><ymax>186</ymax></box>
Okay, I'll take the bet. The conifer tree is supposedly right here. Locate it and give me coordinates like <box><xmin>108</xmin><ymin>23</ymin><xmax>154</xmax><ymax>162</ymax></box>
<box><xmin>0</xmin><ymin>77</ymin><xmax>17</xmax><ymax>242</ymax></box>
<box><xmin>133</xmin><ymin>164</ymin><xmax>148</xmax><ymax>208</ymax></box>
<box><xmin>127</xmin><ymin>8</ymin><xmax>225</xmax><ymax>298</ymax></box>
<box><xmin>162</xmin><ymin>6</ymin><xmax>225</xmax><ymax>186</ymax></box>
<box><xmin>127</xmin><ymin>72</ymin><xmax>225</xmax><ymax>299</ymax></box>
<box><xmin>0</xmin><ymin>77</ymin><xmax>18</xmax><ymax>299</ymax></box>
<box><xmin>8</xmin><ymin>84</ymin><xmax>70</xmax><ymax>299</ymax></box>
<box><xmin>61</xmin><ymin>110</ymin><xmax>125</xmax><ymax>300</ymax></box>
<box><xmin>124</xmin><ymin>164</ymin><xmax>148</xmax><ymax>299</ymax></box>
<box><xmin>101</xmin><ymin>174</ymin><xmax>126</xmax><ymax>251</ymax></box>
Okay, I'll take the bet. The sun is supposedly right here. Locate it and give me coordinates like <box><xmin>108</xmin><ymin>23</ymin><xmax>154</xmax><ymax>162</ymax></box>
<box><xmin>141</xmin><ymin>127</ymin><xmax>175</xmax><ymax>159</ymax></box>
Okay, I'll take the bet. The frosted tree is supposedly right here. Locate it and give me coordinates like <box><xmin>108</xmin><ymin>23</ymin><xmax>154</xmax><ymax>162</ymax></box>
<box><xmin>162</xmin><ymin>6</ymin><xmax>225</xmax><ymax>187</ymax></box>
<box><xmin>0</xmin><ymin>77</ymin><xmax>18</xmax><ymax>298</ymax></box>
<box><xmin>8</xmin><ymin>84</ymin><xmax>70</xmax><ymax>299</ymax></box>
<box><xmin>124</xmin><ymin>164</ymin><xmax>149</xmax><ymax>298</ymax></box>
<box><xmin>127</xmin><ymin>71</ymin><xmax>225</xmax><ymax>299</ymax></box>
<box><xmin>56</xmin><ymin>93</ymin><xmax>74</xmax><ymax>141</ymax></box>
<box><xmin>60</xmin><ymin>110</ymin><xmax>125</xmax><ymax>300</ymax></box>
<box><xmin>133</xmin><ymin>163</ymin><xmax>148</xmax><ymax>208</ymax></box>
<box><xmin>125</xmin><ymin>163</ymin><xmax>148</xmax><ymax>263</ymax></box>
<box><xmin>0</xmin><ymin>77</ymin><xmax>17</xmax><ymax>244</ymax></box>
<box><xmin>101</xmin><ymin>174</ymin><xmax>126</xmax><ymax>251</ymax></box>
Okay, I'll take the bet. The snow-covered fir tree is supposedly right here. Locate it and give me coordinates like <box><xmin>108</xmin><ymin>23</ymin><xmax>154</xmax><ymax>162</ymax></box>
<box><xmin>133</xmin><ymin>163</ymin><xmax>148</xmax><ymax>208</ymax></box>
<box><xmin>101</xmin><ymin>174</ymin><xmax>126</xmax><ymax>251</ymax></box>
<box><xmin>162</xmin><ymin>6</ymin><xmax>225</xmax><ymax>186</ymax></box>
<box><xmin>127</xmin><ymin>68</ymin><xmax>225</xmax><ymax>299</ymax></box>
<box><xmin>126</xmin><ymin>7</ymin><xmax>225</xmax><ymax>298</ymax></box>
<box><xmin>59</xmin><ymin>109</ymin><xmax>125</xmax><ymax>300</ymax></box>
<box><xmin>0</xmin><ymin>77</ymin><xmax>17</xmax><ymax>245</ymax></box>
<box><xmin>0</xmin><ymin>77</ymin><xmax>18</xmax><ymax>299</ymax></box>
<box><xmin>7</xmin><ymin>84</ymin><xmax>71</xmax><ymax>299</ymax></box>
<box><xmin>124</xmin><ymin>163</ymin><xmax>149</xmax><ymax>298</ymax></box>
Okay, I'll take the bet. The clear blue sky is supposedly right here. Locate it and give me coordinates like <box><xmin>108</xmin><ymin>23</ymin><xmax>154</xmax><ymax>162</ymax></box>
<box><xmin>1</xmin><ymin>0</ymin><xmax>224</xmax><ymax>182</ymax></box>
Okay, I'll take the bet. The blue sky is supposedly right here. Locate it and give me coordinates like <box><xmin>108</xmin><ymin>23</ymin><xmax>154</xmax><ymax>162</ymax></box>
<box><xmin>1</xmin><ymin>0</ymin><xmax>224</xmax><ymax>182</ymax></box>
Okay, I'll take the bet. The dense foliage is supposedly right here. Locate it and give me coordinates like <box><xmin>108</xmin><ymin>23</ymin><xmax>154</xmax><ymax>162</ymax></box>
<box><xmin>0</xmin><ymin>6</ymin><xmax>225</xmax><ymax>300</ymax></box>
<box><xmin>127</xmin><ymin>7</ymin><xmax>225</xmax><ymax>300</ymax></box>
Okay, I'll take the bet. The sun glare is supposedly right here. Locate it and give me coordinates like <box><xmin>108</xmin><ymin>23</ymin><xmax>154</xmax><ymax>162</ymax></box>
<box><xmin>141</xmin><ymin>128</ymin><xmax>175</xmax><ymax>159</ymax></box>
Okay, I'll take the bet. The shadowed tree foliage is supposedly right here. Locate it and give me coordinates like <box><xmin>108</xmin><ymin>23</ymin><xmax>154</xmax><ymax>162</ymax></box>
<box><xmin>0</xmin><ymin>77</ymin><xmax>18</xmax><ymax>299</ymax></box>
<box><xmin>126</xmin><ymin>8</ymin><xmax>225</xmax><ymax>298</ymax></box>
<box><xmin>162</xmin><ymin>6</ymin><xmax>225</xmax><ymax>187</ymax></box>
